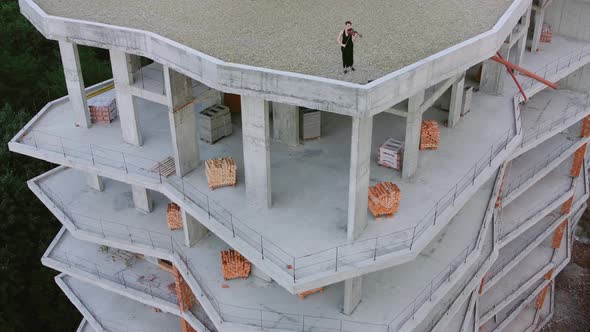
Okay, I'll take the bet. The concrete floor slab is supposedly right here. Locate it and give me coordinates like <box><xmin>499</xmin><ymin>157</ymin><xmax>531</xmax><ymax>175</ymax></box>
<box><xmin>446</xmin><ymin>295</ymin><xmax>472</xmax><ymax>332</ymax></box>
<box><xmin>58</xmin><ymin>274</ymin><xmax>182</xmax><ymax>332</ymax></box>
<box><xmin>34</xmin><ymin>166</ymin><xmax>493</xmax><ymax>329</ymax></box>
<box><xmin>19</xmin><ymin>80</ymin><xmax>515</xmax><ymax>282</ymax></box>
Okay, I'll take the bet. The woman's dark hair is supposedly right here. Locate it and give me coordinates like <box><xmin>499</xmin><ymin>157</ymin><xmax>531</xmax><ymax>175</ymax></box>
<box><xmin>345</xmin><ymin>21</ymin><xmax>352</xmax><ymax>25</ymax></box>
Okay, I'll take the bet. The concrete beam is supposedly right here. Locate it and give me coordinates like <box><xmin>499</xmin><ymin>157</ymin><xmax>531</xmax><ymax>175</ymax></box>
<box><xmin>402</xmin><ymin>92</ymin><xmax>425</xmax><ymax>179</ymax></box>
<box><xmin>480</xmin><ymin>43</ymin><xmax>510</xmax><ymax>95</ymax></box>
<box><xmin>85</xmin><ymin>173</ymin><xmax>104</xmax><ymax>192</ymax></box>
<box><xmin>164</xmin><ymin>67</ymin><xmax>199</xmax><ymax>177</ymax></box>
<box><xmin>448</xmin><ymin>74</ymin><xmax>465</xmax><ymax>128</ymax></box>
<box><xmin>110</xmin><ymin>50</ymin><xmax>142</xmax><ymax>146</ymax></box>
<box><xmin>272</xmin><ymin>102</ymin><xmax>300</xmax><ymax>146</ymax></box>
<box><xmin>131</xmin><ymin>185</ymin><xmax>153</xmax><ymax>213</ymax></box>
<box><xmin>58</xmin><ymin>41</ymin><xmax>91</xmax><ymax>128</ymax></box>
<box><xmin>347</xmin><ymin>116</ymin><xmax>373</xmax><ymax>241</ymax></box>
<box><xmin>181</xmin><ymin>209</ymin><xmax>208</xmax><ymax>247</ymax></box>
<box><xmin>242</xmin><ymin>96</ymin><xmax>272</xmax><ymax>208</ymax></box>
<box><xmin>342</xmin><ymin>277</ymin><xmax>362</xmax><ymax>315</ymax></box>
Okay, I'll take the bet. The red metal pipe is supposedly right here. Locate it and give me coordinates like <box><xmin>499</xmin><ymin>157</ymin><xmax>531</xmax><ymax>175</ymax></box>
<box><xmin>495</xmin><ymin>52</ymin><xmax>527</xmax><ymax>101</ymax></box>
<box><xmin>490</xmin><ymin>55</ymin><xmax>559</xmax><ymax>90</ymax></box>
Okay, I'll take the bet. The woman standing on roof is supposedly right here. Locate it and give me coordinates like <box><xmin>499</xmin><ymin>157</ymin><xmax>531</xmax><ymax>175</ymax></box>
<box><xmin>337</xmin><ymin>20</ymin><xmax>359</xmax><ymax>74</ymax></box>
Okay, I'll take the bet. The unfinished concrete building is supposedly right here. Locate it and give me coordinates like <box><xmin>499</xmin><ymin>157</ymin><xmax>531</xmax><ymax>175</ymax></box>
<box><xmin>9</xmin><ymin>0</ymin><xmax>590</xmax><ymax>331</ymax></box>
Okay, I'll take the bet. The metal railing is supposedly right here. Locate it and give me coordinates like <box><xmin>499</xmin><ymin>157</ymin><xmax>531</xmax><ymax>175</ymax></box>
<box><xmin>503</xmin><ymin>137</ymin><xmax>580</xmax><ymax>199</ymax></box>
<box><xmin>39</xmin><ymin>181</ymin><xmax>493</xmax><ymax>332</ymax></box>
<box><xmin>132</xmin><ymin>64</ymin><xmax>166</xmax><ymax>95</ymax></box>
<box><xmin>21</xmin><ymin>119</ymin><xmax>516</xmax><ymax>283</ymax></box>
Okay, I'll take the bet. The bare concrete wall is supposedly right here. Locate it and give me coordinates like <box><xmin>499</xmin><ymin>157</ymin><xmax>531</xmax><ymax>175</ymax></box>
<box><xmin>545</xmin><ymin>0</ymin><xmax>590</xmax><ymax>42</ymax></box>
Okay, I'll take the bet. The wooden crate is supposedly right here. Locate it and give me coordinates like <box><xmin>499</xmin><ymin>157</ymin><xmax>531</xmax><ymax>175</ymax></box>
<box><xmin>220</xmin><ymin>249</ymin><xmax>251</xmax><ymax>280</ymax></box>
<box><xmin>167</xmin><ymin>203</ymin><xmax>183</xmax><ymax>230</ymax></box>
<box><xmin>300</xmin><ymin>108</ymin><xmax>321</xmax><ymax>140</ymax></box>
<box><xmin>199</xmin><ymin>104</ymin><xmax>232</xmax><ymax>144</ymax></box>
<box><xmin>420</xmin><ymin>120</ymin><xmax>439</xmax><ymax>150</ymax></box>
<box><xmin>368</xmin><ymin>182</ymin><xmax>401</xmax><ymax>220</ymax></box>
<box><xmin>378</xmin><ymin>138</ymin><xmax>403</xmax><ymax>170</ymax></box>
<box><xmin>205</xmin><ymin>157</ymin><xmax>237</xmax><ymax>190</ymax></box>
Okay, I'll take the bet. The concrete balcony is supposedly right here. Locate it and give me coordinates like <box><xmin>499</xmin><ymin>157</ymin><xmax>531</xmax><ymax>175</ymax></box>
<box><xmin>9</xmin><ymin>69</ymin><xmax>519</xmax><ymax>293</ymax></box>
<box><xmin>29</xmin><ymin>164</ymin><xmax>499</xmax><ymax>332</ymax></box>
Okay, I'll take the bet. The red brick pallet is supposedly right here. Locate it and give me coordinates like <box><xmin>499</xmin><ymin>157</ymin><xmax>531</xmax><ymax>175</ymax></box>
<box><xmin>368</xmin><ymin>182</ymin><xmax>401</xmax><ymax>220</ymax></box>
<box><xmin>298</xmin><ymin>287</ymin><xmax>324</xmax><ymax>300</ymax></box>
<box><xmin>420</xmin><ymin>120</ymin><xmax>439</xmax><ymax>150</ymax></box>
<box><xmin>582</xmin><ymin>116</ymin><xmax>590</xmax><ymax>137</ymax></box>
<box><xmin>221</xmin><ymin>249</ymin><xmax>251</xmax><ymax>280</ymax></box>
<box><xmin>167</xmin><ymin>203</ymin><xmax>183</xmax><ymax>230</ymax></box>
<box><xmin>205</xmin><ymin>157</ymin><xmax>237</xmax><ymax>190</ymax></box>
<box><xmin>570</xmin><ymin>143</ymin><xmax>587</xmax><ymax>177</ymax></box>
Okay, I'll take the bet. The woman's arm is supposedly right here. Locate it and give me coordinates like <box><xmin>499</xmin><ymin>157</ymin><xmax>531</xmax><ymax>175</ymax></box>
<box><xmin>337</xmin><ymin>30</ymin><xmax>345</xmax><ymax>47</ymax></box>
<box><xmin>352</xmin><ymin>33</ymin><xmax>358</xmax><ymax>42</ymax></box>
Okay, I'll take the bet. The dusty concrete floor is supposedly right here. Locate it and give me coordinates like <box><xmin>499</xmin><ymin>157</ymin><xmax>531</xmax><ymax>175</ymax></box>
<box><xmin>541</xmin><ymin>241</ymin><xmax>590</xmax><ymax>332</ymax></box>
<box><xmin>34</xmin><ymin>0</ymin><xmax>513</xmax><ymax>83</ymax></box>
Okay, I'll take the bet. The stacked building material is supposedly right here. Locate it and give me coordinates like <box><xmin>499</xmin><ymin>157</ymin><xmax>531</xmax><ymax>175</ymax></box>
<box><xmin>152</xmin><ymin>156</ymin><xmax>175</xmax><ymax>178</ymax></box>
<box><xmin>220</xmin><ymin>249</ymin><xmax>251</xmax><ymax>280</ymax></box>
<box><xmin>420</xmin><ymin>120</ymin><xmax>439</xmax><ymax>150</ymax></box>
<box><xmin>540</xmin><ymin>23</ymin><xmax>553</xmax><ymax>43</ymax></box>
<box><xmin>368</xmin><ymin>182</ymin><xmax>401</xmax><ymax>220</ymax></box>
<box><xmin>535</xmin><ymin>284</ymin><xmax>551</xmax><ymax>309</ymax></box>
<box><xmin>570</xmin><ymin>143</ymin><xmax>587</xmax><ymax>177</ymax></box>
<box><xmin>300</xmin><ymin>108</ymin><xmax>321</xmax><ymax>140</ymax></box>
<box><xmin>172</xmin><ymin>265</ymin><xmax>196</xmax><ymax>312</ymax></box>
<box><xmin>581</xmin><ymin>116</ymin><xmax>590</xmax><ymax>137</ymax></box>
<box><xmin>166</xmin><ymin>203</ymin><xmax>183</xmax><ymax>230</ymax></box>
<box><xmin>205</xmin><ymin>157</ymin><xmax>237</xmax><ymax>190</ymax></box>
<box><xmin>298</xmin><ymin>287</ymin><xmax>324</xmax><ymax>300</ymax></box>
<box><xmin>551</xmin><ymin>219</ymin><xmax>568</xmax><ymax>249</ymax></box>
<box><xmin>88</xmin><ymin>91</ymin><xmax>117</xmax><ymax>124</ymax></box>
<box><xmin>199</xmin><ymin>104</ymin><xmax>232</xmax><ymax>143</ymax></box>
<box><xmin>378</xmin><ymin>138</ymin><xmax>404</xmax><ymax>170</ymax></box>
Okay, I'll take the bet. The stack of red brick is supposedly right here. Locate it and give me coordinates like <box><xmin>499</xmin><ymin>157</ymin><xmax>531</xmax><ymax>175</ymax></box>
<box><xmin>173</xmin><ymin>265</ymin><xmax>196</xmax><ymax>312</ymax></box>
<box><xmin>535</xmin><ymin>283</ymin><xmax>551</xmax><ymax>309</ymax></box>
<box><xmin>581</xmin><ymin>116</ymin><xmax>590</xmax><ymax>137</ymax></box>
<box><xmin>551</xmin><ymin>219</ymin><xmax>568</xmax><ymax>249</ymax></box>
<box><xmin>420</xmin><ymin>120</ymin><xmax>439</xmax><ymax>150</ymax></box>
<box><xmin>570</xmin><ymin>143</ymin><xmax>587</xmax><ymax>177</ymax></box>
<box><xmin>88</xmin><ymin>95</ymin><xmax>117</xmax><ymax>124</ymax></box>
<box><xmin>368</xmin><ymin>182</ymin><xmax>401</xmax><ymax>220</ymax></box>
<box><xmin>221</xmin><ymin>249</ymin><xmax>251</xmax><ymax>280</ymax></box>
<box><xmin>205</xmin><ymin>157</ymin><xmax>237</xmax><ymax>190</ymax></box>
<box><xmin>540</xmin><ymin>23</ymin><xmax>553</xmax><ymax>43</ymax></box>
<box><xmin>167</xmin><ymin>203</ymin><xmax>183</xmax><ymax>230</ymax></box>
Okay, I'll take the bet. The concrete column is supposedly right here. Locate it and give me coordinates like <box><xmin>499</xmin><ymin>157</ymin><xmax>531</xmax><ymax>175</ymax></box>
<box><xmin>181</xmin><ymin>209</ymin><xmax>208</xmax><ymax>247</ymax></box>
<box><xmin>241</xmin><ymin>96</ymin><xmax>272</xmax><ymax>208</ymax></box>
<box><xmin>531</xmin><ymin>5</ymin><xmax>546</xmax><ymax>53</ymax></box>
<box><xmin>448</xmin><ymin>75</ymin><xmax>465</xmax><ymax>128</ymax></box>
<box><xmin>513</xmin><ymin>6</ymin><xmax>532</xmax><ymax>67</ymax></box>
<box><xmin>131</xmin><ymin>184</ymin><xmax>153</xmax><ymax>213</ymax></box>
<box><xmin>58</xmin><ymin>41</ymin><xmax>91</xmax><ymax>128</ymax></box>
<box><xmin>402</xmin><ymin>92</ymin><xmax>425</xmax><ymax>179</ymax></box>
<box><xmin>110</xmin><ymin>50</ymin><xmax>142</xmax><ymax>146</ymax></box>
<box><xmin>343</xmin><ymin>277</ymin><xmax>362</xmax><ymax>315</ymax></box>
<box><xmin>164</xmin><ymin>67</ymin><xmax>199</xmax><ymax>177</ymax></box>
<box><xmin>480</xmin><ymin>43</ymin><xmax>510</xmax><ymax>95</ymax></box>
<box><xmin>85</xmin><ymin>173</ymin><xmax>104</xmax><ymax>191</ymax></box>
<box><xmin>347</xmin><ymin>116</ymin><xmax>373</xmax><ymax>242</ymax></box>
<box><xmin>272</xmin><ymin>102</ymin><xmax>300</xmax><ymax>146</ymax></box>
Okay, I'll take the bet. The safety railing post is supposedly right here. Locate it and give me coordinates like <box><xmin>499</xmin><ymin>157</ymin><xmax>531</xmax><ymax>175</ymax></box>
<box><xmin>335</xmin><ymin>247</ymin><xmax>339</xmax><ymax>272</ymax></box>
<box><xmin>261</xmin><ymin>236</ymin><xmax>264</xmax><ymax>260</ymax></box>
<box><xmin>60</xmin><ymin>137</ymin><xmax>66</xmax><ymax>158</ymax></box>
<box><xmin>121</xmin><ymin>152</ymin><xmax>128</xmax><ymax>173</ymax></box>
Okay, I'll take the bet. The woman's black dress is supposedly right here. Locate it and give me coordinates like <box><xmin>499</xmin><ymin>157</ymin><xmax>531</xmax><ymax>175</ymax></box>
<box><xmin>341</xmin><ymin>30</ymin><xmax>354</xmax><ymax>68</ymax></box>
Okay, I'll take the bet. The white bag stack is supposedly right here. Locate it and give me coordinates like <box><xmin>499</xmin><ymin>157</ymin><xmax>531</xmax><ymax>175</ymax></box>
<box><xmin>378</xmin><ymin>138</ymin><xmax>404</xmax><ymax>170</ymax></box>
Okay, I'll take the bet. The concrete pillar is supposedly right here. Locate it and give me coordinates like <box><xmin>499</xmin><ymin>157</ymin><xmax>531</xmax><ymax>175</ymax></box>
<box><xmin>164</xmin><ymin>67</ymin><xmax>199</xmax><ymax>177</ymax></box>
<box><xmin>448</xmin><ymin>75</ymin><xmax>465</xmax><ymax>128</ymax></box>
<box><xmin>531</xmin><ymin>5</ymin><xmax>546</xmax><ymax>53</ymax></box>
<box><xmin>85</xmin><ymin>173</ymin><xmax>104</xmax><ymax>191</ymax></box>
<box><xmin>58</xmin><ymin>41</ymin><xmax>91</xmax><ymax>128</ymax></box>
<box><xmin>513</xmin><ymin>6</ymin><xmax>532</xmax><ymax>67</ymax></box>
<box><xmin>110</xmin><ymin>50</ymin><xmax>143</xmax><ymax>146</ymax></box>
<box><xmin>131</xmin><ymin>185</ymin><xmax>153</xmax><ymax>213</ymax></box>
<box><xmin>402</xmin><ymin>92</ymin><xmax>424</xmax><ymax>179</ymax></box>
<box><xmin>343</xmin><ymin>277</ymin><xmax>362</xmax><ymax>315</ymax></box>
<box><xmin>347</xmin><ymin>116</ymin><xmax>373</xmax><ymax>242</ymax></box>
<box><xmin>480</xmin><ymin>43</ymin><xmax>510</xmax><ymax>95</ymax></box>
<box><xmin>272</xmin><ymin>102</ymin><xmax>300</xmax><ymax>146</ymax></box>
<box><xmin>241</xmin><ymin>96</ymin><xmax>272</xmax><ymax>208</ymax></box>
<box><xmin>181</xmin><ymin>209</ymin><xmax>208</xmax><ymax>247</ymax></box>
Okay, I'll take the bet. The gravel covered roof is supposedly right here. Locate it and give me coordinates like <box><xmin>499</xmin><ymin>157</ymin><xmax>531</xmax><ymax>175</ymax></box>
<box><xmin>35</xmin><ymin>0</ymin><xmax>513</xmax><ymax>84</ymax></box>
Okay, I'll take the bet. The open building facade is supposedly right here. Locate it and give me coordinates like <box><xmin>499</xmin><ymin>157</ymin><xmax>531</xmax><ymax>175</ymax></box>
<box><xmin>8</xmin><ymin>0</ymin><xmax>590</xmax><ymax>331</ymax></box>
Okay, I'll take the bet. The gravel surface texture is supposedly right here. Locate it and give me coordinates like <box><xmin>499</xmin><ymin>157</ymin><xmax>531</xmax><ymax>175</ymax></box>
<box><xmin>35</xmin><ymin>0</ymin><xmax>513</xmax><ymax>83</ymax></box>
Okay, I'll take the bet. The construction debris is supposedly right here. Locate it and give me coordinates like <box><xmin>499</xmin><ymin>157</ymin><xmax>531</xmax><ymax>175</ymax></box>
<box><xmin>378</xmin><ymin>138</ymin><xmax>403</xmax><ymax>170</ymax></box>
<box><xmin>420</xmin><ymin>120</ymin><xmax>439</xmax><ymax>150</ymax></box>
<box><xmin>368</xmin><ymin>182</ymin><xmax>401</xmax><ymax>220</ymax></box>
<box><xmin>88</xmin><ymin>91</ymin><xmax>117</xmax><ymax>124</ymax></box>
<box><xmin>167</xmin><ymin>203</ymin><xmax>183</xmax><ymax>230</ymax></box>
<box><xmin>298</xmin><ymin>287</ymin><xmax>324</xmax><ymax>300</ymax></box>
<box><xmin>205</xmin><ymin>157</ymin><xmax>237</xmax><ymax>190</ymax></box>
<box><xmin>221</xmin><ymin>249</ymin><xmax>251</xmax><ymax>280</ymax></box>
<box><xmin>540</xmin><ymin>23</ymin><xmax>553</xmax><ymax>43</ymax></box>
<box><xmin>152</xmin><ymin>156</ymin><xmax>176</xmax><ymax>178</ymax></box>
<box><xmin>199</xmin><ymin>104</ymin><xmax>232</xmax><ymax>144</ymax></box>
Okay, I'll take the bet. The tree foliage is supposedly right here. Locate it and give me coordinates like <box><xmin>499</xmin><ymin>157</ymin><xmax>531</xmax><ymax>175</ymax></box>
<box><xmin>0</xmin><ymin>1</ymin><xmax>112</xmax><ymax>330</ymax></box>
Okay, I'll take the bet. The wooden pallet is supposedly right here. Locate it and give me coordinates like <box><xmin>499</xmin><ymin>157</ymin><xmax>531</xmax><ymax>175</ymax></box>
<box><xmin>152</xmin><ymin>157</ymin><xmax>176</xmax><ymax>178</ymax></box>
<box><xmin>298</xmin><ymin>287</ymin><xmax>324</xmax><ymax>300</ymax></box>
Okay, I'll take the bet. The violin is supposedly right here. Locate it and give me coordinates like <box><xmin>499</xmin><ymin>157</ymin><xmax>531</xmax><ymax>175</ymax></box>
<box><xmin>347</xmin><ymin>28</ymin><xmax>363</xmax><ymax>38</ymax></box>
